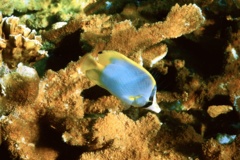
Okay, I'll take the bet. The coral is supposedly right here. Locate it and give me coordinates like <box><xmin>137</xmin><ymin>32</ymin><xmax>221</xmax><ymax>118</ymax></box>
<box><xmin>0</xmin><ymin>63</ymin><xmax>40</xmax><ymax>116</ymax></box>
<box><xmin>80</xmin><ymin>112</ymin><xmax>161</xmax><ymax>160</ymax></box>
<box><xmin>153</xmin><ymin>124</ymin><xmax>204</xmax><ymax>159</ymax></box>
<box><xmin>0</xmin><ymin>59</ymin><xmax>90</xmax><ymax>159</ymax></box>
<box><xmin>0</xmin><ymin>0</ymin><xmax>15</xmax><ymax>16</ymax></box>
<box><xmin>207</xmin><ymin>105</ymin><xmax>233</xmax><ymax>118</ymax></box>
<box><xmin>14</xmin><ymin>0</ymin><xmax>43</xmax><ymax>13</ymax></box>
<box><xmin>24</xmin><ymin>0</ymin><xmax>93</xmax><ymax>29</ymax></box>
<box><xmin>0</xmin><ymin>58</ymin><xmax>159</xmax><ymax>159</ymax></box>
<box><xmin>81</xmin><ymin>4</ymin><xmax>205</xmax><ymax>56</ymax></box>
<box><xmin>0</xmin><ymin>0</ymin><xmax>43</xmax><ymax>16</ymax></box>
<box><xmin>202</xmin><ymin>138</ymin><xmax>238</xmax><ymax>160</ymax></box>
<box><xmin>0</xmin><ymin>13</ymin><xmax>47</xmax><ymax>68</ymax></box>
<box><xmin>83</xmin><ymin>95</ymin><xmax>124</xmax><ymax>113</ymax></box>
<box><xmin>43</xmin><ymin>3</ymin><xmax>205</xmax><ymax>69</ymax></box>
<box><xmin>0</xmin><ymin>0</ymin><xmax>94</xmax><ymax>29</ymax></box>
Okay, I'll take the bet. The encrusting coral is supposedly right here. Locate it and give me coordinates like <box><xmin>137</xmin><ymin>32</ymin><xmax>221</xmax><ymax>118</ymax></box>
<box><xmin>0</xmin><ymin>12</ymin><xmax>47</xmax><ymax>68</ymax></box>
<box><xmin>0</xmin><ymin>63</ymin><xmax>40</xmax><ymax>116</ymax></box>
<box><xmin>80</xmin><ymin>112</ymin><xmax>161</xmax><ymax>160</ymax></box>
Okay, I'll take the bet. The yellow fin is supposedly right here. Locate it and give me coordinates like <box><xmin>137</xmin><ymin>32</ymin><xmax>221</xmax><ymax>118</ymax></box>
<box><xmin>79</xmin><ymin>53</ymin><xmax>98</xmax><ymax>74</ymax></box>
<box><xmin>85</xmin><ymin>68</ymin><xmax>104</xmax><ymax>87</ymax></box>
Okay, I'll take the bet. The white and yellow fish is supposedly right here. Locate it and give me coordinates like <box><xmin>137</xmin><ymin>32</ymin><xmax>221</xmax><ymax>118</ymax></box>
<box><xmin>79</xmin><ymin>50</ymin><xmax>161</xmax><ymax>113</ymax></box>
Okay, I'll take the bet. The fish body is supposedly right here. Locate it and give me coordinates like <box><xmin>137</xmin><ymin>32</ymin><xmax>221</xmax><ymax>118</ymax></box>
<box><xmin>80</xmin><ymin>50</ymin><xmax>161</xmax><ymax>113</ymax></box>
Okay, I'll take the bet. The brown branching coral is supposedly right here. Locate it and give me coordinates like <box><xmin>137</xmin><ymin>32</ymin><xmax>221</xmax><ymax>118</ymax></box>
<box><xmin>0</xmin><ymin>13</ymin><xmax>47</xmax><ymax>68</ymax></box>
<box><xmin>43</xmin><ymin>4</ymin><xmax>205</xmax><ymax>65</ymax></box>
<box><xmin>102</xmin><ymin>4</ymin><xmax>205</xmax><ymax>54</ymax></box>
<box><xmin>81</xmin><ymin>3</ymin><xmax>205</xmax><ymax>59</ymax></box>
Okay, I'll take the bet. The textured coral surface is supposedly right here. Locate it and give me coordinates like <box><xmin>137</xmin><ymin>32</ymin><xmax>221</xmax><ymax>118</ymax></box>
<box><xmin>0</xmin><ymin>13</ymin><xmax>47</xmax><ymax>68</ymax></box>
<box><xmin>0</xmin><ymin>0</ymin><xmax>240</xmax><ymax>160</ymax></box>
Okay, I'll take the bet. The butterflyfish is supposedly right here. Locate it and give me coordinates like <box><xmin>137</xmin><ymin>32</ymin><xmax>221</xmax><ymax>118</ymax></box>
<box><xmin>79</xmin><ymin>50</ymin><xmax>161</xmax><ymax>113</ymax></box>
